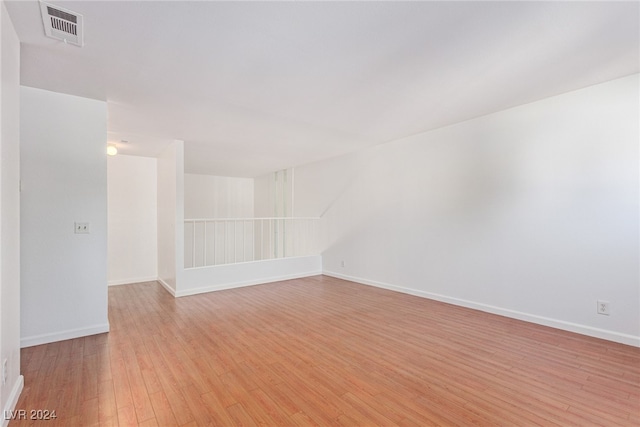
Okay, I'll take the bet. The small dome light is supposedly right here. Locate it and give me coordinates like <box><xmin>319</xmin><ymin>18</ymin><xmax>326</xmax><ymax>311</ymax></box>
<box><xmin>107</xmin><ymin>144</ymin><xmax>118</xmax><ymax>156</ymax></box>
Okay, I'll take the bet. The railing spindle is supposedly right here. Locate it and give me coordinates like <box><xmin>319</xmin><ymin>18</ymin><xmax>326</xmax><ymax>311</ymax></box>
<box><xmin>203</xmin><ymin>221</ymin><xmax>207</xmax><ymax>266</ymax></box>
<box><xmin>192</xmin><ymin>221</ymin><xmax>196</xmax><ymax>268</ymax></box>
<box><xmin>184</xmin><ymin>217</ymin><xmax>319</xmax><ymax>268</ymax></box>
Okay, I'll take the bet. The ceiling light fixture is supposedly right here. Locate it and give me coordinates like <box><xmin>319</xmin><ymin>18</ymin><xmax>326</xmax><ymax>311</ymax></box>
<box><xmin>107</xmin><ymin>144</ymin><xmax>118</xmax><ymax>156</ymax></box>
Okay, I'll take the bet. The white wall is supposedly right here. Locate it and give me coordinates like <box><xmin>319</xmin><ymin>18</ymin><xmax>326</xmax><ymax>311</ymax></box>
<box><xmin>295</xmin><ymin>74</ymin><xmax>639</xmax><ymax>346</ymax></box>
<box><xmin>184</xmin><ymin>174</ymin><xmax>253</xmax><ymax>219</ymax></box>
<box><xmin>179</xmin><ymin>163</ymin><xmax>320</xmax><ymax>296</ymax></box>
<box><xmin>0</xmin><ymin>1</ymin><xmax>23</xmax><ymax>421</ymax></box>
<box><xmin>254</xmin><ymin>169</ymin><xmax>293</xmax><ymax>217</ymax></box>
<box><xmin>108</xmin><ymin>155</ymin><xmax>157</xmax><ymax>285</ymax></box>
<box><xmin>180</xmin><ymin>255</ymin><xmax>322</xmax><ymax>297</ymax></box>
<box><xmin>157</xmin><ymin>140</ymin><xmax>184</xmax><ymax>293</ymax></box>
<box><xmin>184</xmin><ymin>174</ymin><xmax>254</xmax><ymax>267</ymax></box>
<box><xmin>20</xmin><ymin>86</ymin><xmax>109</xmax><ymax>347</ymax></box>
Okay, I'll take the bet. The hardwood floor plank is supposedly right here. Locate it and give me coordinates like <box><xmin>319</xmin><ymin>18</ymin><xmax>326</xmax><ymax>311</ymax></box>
<box><xmin>153</xmin><ymin>368</ymin><xmax>195</xmax><ymax>426</ymax></box>
<box><xmin>340</xmin><ymin>392</ymin><xmax>398</xmax><ymax>426</ymax></box>
<box><xmin>147</xmin><ymin>391</ymin><xmax>178</xmax><ymax>426</ymax></box>
<box><xmin>121</xmin><ymin>346</ymin><xmax>155</xmax><ymax>422</ymax></box>
<box><xmin>371</xmin><ymin>391</ymin><xmax>443</xmax><ymax>426</ymax></box>
<box><xmin>259</xmin><ymin>382</ymin><xmax>300</xmax><ymax>417</ymax></box>
<box><xmin>247</xmin><ymin>387</ymin><xmax>293</xmax><ymax>426</ymax></box>
<box><xmin>137</xmin><ymin>418</ymin><xmax>159</xmax><ymax>427</ymax></box>
<box><xmin>10</xmin><ymin>277</ymin><xmax>640</xmax><ymax>426</ymax></box>
<box><xmin>111</xmin><ymin>355</ymin><xmax>134</xmax><ymax>410</ymax></box>
<box><xmin>179</xmin><ymin>384</ymin><xmax>213</xmax><ymax>426</ymax></box>
<box><xmin>200</xmin><ymin>390</ymin><xmax>236</xmax><ymax>426</ymax></box>
<box><xmin>134</xmin><ymin>348</ymin><xmax>163</xmax><ymax>396</ymax></box>
<box><xmin>226</xmin><ymin>403</ymin><xmax>258</xmax><ymax>427</ymax></box>
<box><xmin>97</xmin><ymin>380</ymin><xmax>119</xmax><ymax>427</ymax></box>
<box><xmin>116</xmin><ymin>404</ymin><xmax>138</xmax><ymax>426</ymax></box>
<box><xmin>79</xmin><ymin>397</ymin><xmax>100</xmax><ymax>427</ymax></box>
<box><xmin>289</xmin><ymin>411</ymin><xmax>320</xmax><ymax>427</ymax></box>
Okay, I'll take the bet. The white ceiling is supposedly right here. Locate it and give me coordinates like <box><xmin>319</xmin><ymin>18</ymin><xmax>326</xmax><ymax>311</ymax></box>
<box><xmin>6</xmin><ymin>1</ymin><xmax>639</xmax><ymax>177</ymax></box>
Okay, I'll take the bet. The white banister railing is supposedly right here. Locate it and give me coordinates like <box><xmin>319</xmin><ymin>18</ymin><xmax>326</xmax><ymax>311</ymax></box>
<box><xmin>184</xmin><ymin>217</ymin><xmax>320</xmax><ymax>268</ymax></box>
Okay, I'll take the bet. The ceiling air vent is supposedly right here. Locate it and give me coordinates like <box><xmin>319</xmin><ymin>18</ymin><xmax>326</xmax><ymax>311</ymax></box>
<box><xmin>39</xmin><ymin>1</ymin><xmax>83</xmax><ymax>47</ymax></box>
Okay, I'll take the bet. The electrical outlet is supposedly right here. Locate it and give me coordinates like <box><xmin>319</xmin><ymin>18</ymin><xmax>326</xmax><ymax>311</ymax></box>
<box><xmin>74</xmin><ymin>222</ymin><xmax>90</xmax><ymax>234</ymax></box>
<box><xmin>340</xmin><ymin>260</ymin><xmax>345</xmax><ymax>268</ymax></box>
<box><xmin>2</xmin><ymin>358</ymin><xmax>7</xmax><ymax>385</ymax></box>
<box><xmin>597</xmin><ymin>300</ymin><xmax>610</xmax><ymax>316</ymax></box>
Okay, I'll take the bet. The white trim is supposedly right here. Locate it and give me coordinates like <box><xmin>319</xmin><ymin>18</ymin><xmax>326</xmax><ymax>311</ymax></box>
<box><xmin>185</xmin><ymin>255</ymin><xmax>318</xmax><ymax>271</ymax></box>
<box><xmin>175</xmin><ymin>270</ymin><xmax>321</xmax><ymax>298</ymax></box>
<box><xmin>323</xmin><ymin>270</ymin><xmax>640</xmax><ymax>348</ymax></box>
<box><xmin>108</xmin><ymin>276</ymin><xmax>158</xmax><ymax>286</ymax></box>
<box><xmin>2</xmin><ymin>375</ymin><xmax>24</xmax><ymax>427</ymax></box>
<box><xmin>157</xmin><ymin>278</ymin><xmax>176</xmax><ymax>296</ymax></box>
<box><xmin>184</xmin><ymin>216</ymin><xmax>320</xmax><ymax>221</ymax></box>
<box><xmin>20</xmin><ymin>324</ymin><xmax>110</xmax><ymax>348</ymax></box>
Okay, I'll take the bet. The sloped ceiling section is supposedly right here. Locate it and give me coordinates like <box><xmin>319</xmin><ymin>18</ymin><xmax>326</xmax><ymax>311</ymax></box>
<box><xmin>6</xmin><ymin>1</ymin><xmax>639</xmax><ymax>177</ymax></box>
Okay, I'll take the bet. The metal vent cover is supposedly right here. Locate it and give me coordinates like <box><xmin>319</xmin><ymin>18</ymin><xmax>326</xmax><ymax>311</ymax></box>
<box><xmin>39</xmin><ymin>1</ymin><xmax>83</xmax><ymax>47</ymax></box>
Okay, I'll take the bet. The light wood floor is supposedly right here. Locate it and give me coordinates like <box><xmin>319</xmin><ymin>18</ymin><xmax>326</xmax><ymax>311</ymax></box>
<box><xmin>12</xmin><ymin>275</ymin><xmax>640</xmax><ymax>426</ymax></box>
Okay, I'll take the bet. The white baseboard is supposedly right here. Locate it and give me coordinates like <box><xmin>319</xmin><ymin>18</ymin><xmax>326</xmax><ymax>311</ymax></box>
<box><xmin>157</xmin><ymin>278</ymin><xmax>176</xmax><ymax>296</ymax></box>
<box><xmin>2</xmin><ymin>375</ymin><xmax>24</xmax><ymax>427</ymax></box>
<box><xmin>323</xmin><ymin>270</ymin><xmax>640</xmax><ymax>348</ymax></box>
<box><xmin>108</xmin><ymin>276</ymin><xmax>158</xmax><ymax>286</ymax></box>
<box><xmin>175</xmin><ymin>270</ymin><xmax>322</xmax><ymax>297</ymax></box>
<box><xmin>20</xmin><ymin>323</ymin><xmax>110</xmax><ymax>348</ymax></box>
